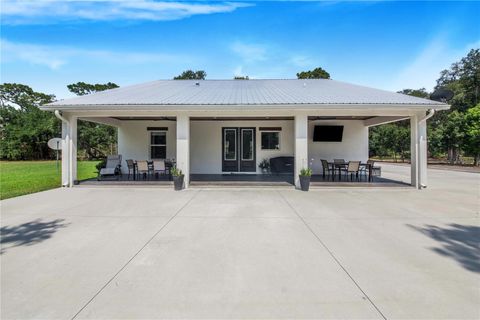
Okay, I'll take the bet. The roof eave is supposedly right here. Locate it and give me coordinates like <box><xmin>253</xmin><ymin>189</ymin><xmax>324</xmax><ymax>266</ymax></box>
<box><xmin>40</xmin><ymin>103</ymin><xmax>450</xmax><ymax>112</ymax></box>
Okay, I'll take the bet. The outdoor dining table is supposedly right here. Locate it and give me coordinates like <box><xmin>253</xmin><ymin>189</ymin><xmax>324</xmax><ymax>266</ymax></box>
<box><xmin>133</xmin><ymin>159</ymin><xmax>176</xmax><ymax>180</ymax></box>
<box><xmin>327</xmin><ymin>162</ymin><xmax>373</xmax><ymax>182</ymax></box>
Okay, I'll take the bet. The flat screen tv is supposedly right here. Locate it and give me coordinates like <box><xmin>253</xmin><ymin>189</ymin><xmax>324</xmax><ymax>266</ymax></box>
<box><xmin>313</xmin><ymin>125</ymin><xmax>344</xmax><ymax>142</ymax></box>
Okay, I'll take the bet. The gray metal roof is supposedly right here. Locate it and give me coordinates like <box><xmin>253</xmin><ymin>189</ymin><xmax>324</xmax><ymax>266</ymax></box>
<box><xmin>45</xmin><ymin>79</ymin><xmax>447</xmax><ymax>109</ymax></box>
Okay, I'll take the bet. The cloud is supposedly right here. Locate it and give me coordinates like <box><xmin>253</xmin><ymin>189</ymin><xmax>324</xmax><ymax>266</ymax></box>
<box><xmin>1</xmin><ymin>0</ymin><xmax>252</xmax><ymax>24</ymax></box>
<box><xmin>389</xmin><ymin>38</ymin><xmax>480</xmax><ymax>91</ymax></box>
<box><xmin>0</xmin><ymin>38</ymin><xmax>192</xmax><ymax>70</ymax></box>
<box><xmin>289</xmin><ymin>54</ymin><xmax>316</xmax><ymax>68</ymax></box>
<box><xmin>230</xmin><ymin>41</ymin><xmax>268</xmax><ymax>63</ymax></box>
<box><xmin>233</xmin><ymin>65</ymin><xmax>245</xmax><ymax>77</ymax></box>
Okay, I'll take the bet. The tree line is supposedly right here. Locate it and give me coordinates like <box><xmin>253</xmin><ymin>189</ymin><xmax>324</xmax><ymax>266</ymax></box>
<box><xmin>369</xmin><ymin>49</ymin><xmax>479</xmax><ymax>165</ymax></box>
<box><xmin>0</xmin><ymin>51</ymin><xmax>478</xmax><ymax>165</ymax></box>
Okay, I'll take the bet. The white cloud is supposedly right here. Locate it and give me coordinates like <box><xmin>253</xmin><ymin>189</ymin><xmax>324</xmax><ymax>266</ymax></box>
<box><xmin>233</xmin><ymin>65</ymin><xmax>245</xmax><ymax>77</ymax></box>
<box><xmin>0</xmin><ymin>0</ymin><xmax>252</xmax><ymax>24</ymax></box>
<box><xmin>230</xmin><ymin>41</ymin><xmax>268</xmax><ymax>63</ymax></box>
<box><xmin>0</xmin><ymin>38</ymin><xmax>191</xmax><ymax>70</ymax></box>
<box><xmin>389</xmin><ymin>38</ymin><xmax>480</xmax><ymax>91</ymax></box>
<box><xmin>289</xmin><ymin>54</ymin><xmax>316</xmax><ymax>68</ymax></box>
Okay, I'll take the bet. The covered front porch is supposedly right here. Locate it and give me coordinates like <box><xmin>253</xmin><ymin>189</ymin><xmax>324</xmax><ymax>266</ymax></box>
<box><xmin>58</xmin><ymin>109</ymin><xmax>429</xmax><ymax>189</ymax></box>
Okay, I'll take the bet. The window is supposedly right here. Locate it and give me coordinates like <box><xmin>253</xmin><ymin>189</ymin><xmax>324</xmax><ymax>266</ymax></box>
<box><xmin>150</xmin><ymin>131</ymin><xmax>166</xmax><ymax>159</ymax></box>
<box><xmin>261</xmin><ymin>132</ymin><xmax>280</xmax><ymax>150</ymax></box>
<box><xmin>241</xmin><ymin>129</ymin><xmax>254</xmax><ymax>160</ymax></box>
<box><xmin>224</xmin><ymin>129</ymin><xmax>237</xmax><ymax>160</ymax></box>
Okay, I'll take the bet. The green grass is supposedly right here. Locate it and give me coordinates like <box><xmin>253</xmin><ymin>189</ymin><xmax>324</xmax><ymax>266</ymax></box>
<box><xmin>0</xmin><ymin>160</ymin><xmax>100</xmax><ymax>200</ymax></box>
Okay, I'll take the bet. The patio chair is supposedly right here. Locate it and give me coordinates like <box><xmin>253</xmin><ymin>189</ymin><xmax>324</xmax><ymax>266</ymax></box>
<box><xmin>368</xmin><ymin>160</ymin><xmax>382</xmax><ymax>180</ymax></box>
<box><xmin>126</xmin><ymin>159</ymin><xmax>135</xmax><ymax>180</ymax></box>
<box><xmin>342</xmin><ymin>161</ymin><xmax>361</xmax><ymax>181</ymax></box>
<box><xmin>98</xmin><ymin>155</ymin><xmax>122</xmax><ymax>180</ymax></box>
<box><xmin>321</xmin><ymin>159</ymin><xmax>334</xmax><ymax>180</ymax></box>
<box><xmin>360</xmin><ymin>160</ymin><xmax>380</xmax><ymax>177</ymax></box>
<box><xmin>153</xmin><ymin>160</ymin><xmax>166</xmax><ymax>179</ymax></box>
<box><xmin>136</xmin><ymin>160</ymin><xmax>149</xmax><ymax>180</ymax></box>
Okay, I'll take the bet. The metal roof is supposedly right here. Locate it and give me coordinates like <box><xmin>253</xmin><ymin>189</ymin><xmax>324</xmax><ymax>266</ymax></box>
<box><xmin>45</xmin><ymin>79</ymin><xmax>447</xmax><ymax>109</ymax></box>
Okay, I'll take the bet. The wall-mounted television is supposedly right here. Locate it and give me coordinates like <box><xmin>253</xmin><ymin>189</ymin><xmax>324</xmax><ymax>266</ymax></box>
<box><xmin>313</xmin><ymin>125</ymin><xmax>344</xmax><ymax>142</ymax></box>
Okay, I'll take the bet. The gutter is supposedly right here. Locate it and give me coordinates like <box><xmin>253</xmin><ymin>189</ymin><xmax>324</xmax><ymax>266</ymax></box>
<box><xmin>54</xmin><ymin>110</ymin><xmax>71</xmax><ymax>187</ymax></box>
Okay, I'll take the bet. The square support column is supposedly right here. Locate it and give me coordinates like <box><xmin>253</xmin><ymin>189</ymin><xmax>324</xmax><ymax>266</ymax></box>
<box><xmin>410</xmin><ymin>111</ymin><xmax>427</xmax><ymax>189</ymax></box>
<box><xmin>418</xmin><ymin>113</ymin><xmax>428</xmax><ymax>188</ymax></box>
<box><xmin>61</xmin><ymin>120</ymin><xmax>70</xmax><ymax>187</ymax></box>
<box><xmin>69</xmin><ymin>116</ymin><xmax>78</xmax><ymax>186</ymax></box>
<box><xmin>176</xmin><ymin>114</ymin><xmax>190</xmax><ymax>188</ymax></box>
<box><xmin>60</xmin><ymin>114</ymin><xmax>77</xmax><ymax>187</ymax></box>
<box><xmin>294</xmin><ymin>114</ymin><xmax>309</xmax><ymax>189</ymax></box>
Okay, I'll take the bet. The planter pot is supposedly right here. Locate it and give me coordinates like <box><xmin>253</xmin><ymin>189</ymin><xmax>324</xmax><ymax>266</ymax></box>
<box><xmin>173</xmin><ymin>175</ymin><xmax>184</xmax><ymax>191</ymax></box>
<box><xmin>299</xmin><ymin>175</ymin><xmax>311</xmax><ymax>191</ymax></box>
<box><xmin>261</xmin><ymin>168</ymin><xmax>269</xmax><ymax>174</ymax></box>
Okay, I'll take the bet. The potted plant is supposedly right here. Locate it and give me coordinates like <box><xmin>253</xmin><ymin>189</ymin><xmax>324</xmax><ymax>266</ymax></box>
<box><xmin>299</xmin><ymin>167</ymin><xmax>312</xmax><ymax>191</ymax></box>
<box><xmin>258</xmin><ymin>158</ymin><xmax>270</xmax><ymax>174</ymax></box>
<box><xmin>171</xmin><ymin>166</ymin><xmax>184</xmax><ymax>190</ymax></box>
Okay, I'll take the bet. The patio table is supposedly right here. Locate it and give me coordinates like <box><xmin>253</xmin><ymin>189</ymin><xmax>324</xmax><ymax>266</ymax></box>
<box><xmin>327</xmin><ymin>162</ymin><xmax>373</xmax><ymax>182</ymax></box>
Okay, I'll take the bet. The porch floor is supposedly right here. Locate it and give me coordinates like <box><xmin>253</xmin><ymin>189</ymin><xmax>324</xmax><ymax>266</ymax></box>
<box><xmin>79</xmin><ymin>174</ymin><xmax>173</xmax><ymax>186</ymax></box>
<box><xmin>190</xmin><ymin>174</ymin><xmax>294</xmax><ymax>187</ymax></box>
<box><xmin>78</xmin><ymin>173</ymin><xmax>410</xmax><ymax>188</ymax></box>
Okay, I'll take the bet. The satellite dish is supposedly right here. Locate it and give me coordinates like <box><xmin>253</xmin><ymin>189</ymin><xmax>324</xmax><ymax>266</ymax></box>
<box><xmin>430</xmin><ymin>88</ymin><xmax>454</xmax><ymax>102</ymax></box>
<box><xmin>48</xmin><ymin>138</ymin><xmax>62</xmax><ymax>150</ymax></box>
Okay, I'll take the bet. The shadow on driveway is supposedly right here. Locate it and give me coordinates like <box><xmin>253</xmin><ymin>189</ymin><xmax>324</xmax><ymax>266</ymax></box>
<box><xmin>408</xmin><ymin>223</ymin><xmax>480</xmax><ymax>273</ymax></box>
<box><xmin>1</xmin><ymin>219</ymin><xmax>69</xmax><ymax>254</ymax></box>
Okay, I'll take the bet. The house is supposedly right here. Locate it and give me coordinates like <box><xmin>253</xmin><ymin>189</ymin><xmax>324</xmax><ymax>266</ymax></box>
<box><xmin>41</xmin><ymin>79</ymin><xmax>449</xmax><ymax>189</ymax></box>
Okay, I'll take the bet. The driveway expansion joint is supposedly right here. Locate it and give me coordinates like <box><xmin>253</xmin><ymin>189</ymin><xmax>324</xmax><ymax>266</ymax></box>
<box><xmin>70</xmin><ymin>190</ymin><xmax>201</xmax><ymax>320</ymax></box>
<box><xmin>277</xmin><ymin>190</ymin><xmax>388</xmax><ymax>320</ymax></box>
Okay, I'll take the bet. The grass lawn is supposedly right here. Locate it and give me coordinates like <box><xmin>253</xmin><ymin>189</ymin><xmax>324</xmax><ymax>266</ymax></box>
<box><xmin>0</xmin><ymin>160</ymin><xmax>100</xmax><ymax>200</ymax></box>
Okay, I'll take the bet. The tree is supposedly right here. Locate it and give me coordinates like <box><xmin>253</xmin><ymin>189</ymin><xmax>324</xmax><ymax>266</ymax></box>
<box><xmin>66</xmin><ymin>82</ymin><xmax>119</xmax><ymax>159</ymax></box>
<box><xmin>464</xmin><ymin>104</ymin><xmax>480</xmax><ymax>165</ymax></box>
<box><xmin>0</xmin><ymin>83</ymin><xmax>58</xmax><ymax>160</ymax></box>
<box><xmin>67</xmin><ymin>82</ymin><xmax>119</xmax><ymax>96</ymax></box>
<box><xmin>438</xmin><ymin>111</ymin><xmax>466</xmax><ymax>164</ymax></box>
<box><xmin>173</xmin><ymin>70</ymin><xmax>206</xmax><ymax>80</ymax></box>
<box><xmin>234</xmin><ymin>76</ymin><xmax>249</xmax><ymax>80</ymax></box>
<box><xmin>436</xmin><ymin>49</ymin><xmax>480</xmax><ymax>111</ymax></box>
<box><xmin>397</xmin><ymin>88</ymin><xmax>430</xmax><ymax>98</ymax></box>
<box><xmin>296</xmin><ymin>67</ymin><xmax>330</xmax><ymax>79</ymax></box>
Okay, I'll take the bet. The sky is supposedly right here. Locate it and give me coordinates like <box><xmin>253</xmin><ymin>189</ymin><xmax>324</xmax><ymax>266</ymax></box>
<box><xmin>1</xmin><ymin>0</ymin><xmax>479</xmax><ymax>99</ymax></box>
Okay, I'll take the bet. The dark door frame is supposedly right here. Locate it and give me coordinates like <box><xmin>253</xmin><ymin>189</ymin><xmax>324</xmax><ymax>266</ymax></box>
<box><xmin>222</xmin><ymin>127</ymin><xmax>257</xmax><ymax>173</ymax></box>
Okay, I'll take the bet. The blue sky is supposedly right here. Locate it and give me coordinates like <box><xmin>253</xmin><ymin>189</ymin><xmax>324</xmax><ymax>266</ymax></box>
<box><xmin>1</xmin><ymin>0</ymin><xmax>479</xmax><ymax>99</ymax></box>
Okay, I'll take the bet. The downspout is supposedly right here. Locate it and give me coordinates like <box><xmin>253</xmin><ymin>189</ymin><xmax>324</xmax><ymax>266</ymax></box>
<box><xmin>54</xmin><ymin>110</ymin><xmax>71</xmax><ymax>187</ymax></box>
<box><xmin>419</xmin><ymin>109</ymin><xmax>435</xmax><ymax>124</ymax></box>
<box><xmin>418</xmin><ymin>109</ymin><xmax>435</xmax><ymax>188</ymax></box>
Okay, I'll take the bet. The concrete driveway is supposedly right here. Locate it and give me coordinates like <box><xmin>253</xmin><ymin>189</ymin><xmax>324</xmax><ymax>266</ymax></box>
<box><xmin>1</xmin><ymin>164</ymin><xmax>479</xmax><ymax>319</ymax></box>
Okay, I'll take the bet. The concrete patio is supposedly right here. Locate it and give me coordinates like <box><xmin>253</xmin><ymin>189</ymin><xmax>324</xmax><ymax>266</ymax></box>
<box><xmin>1</xmin><ymin>164</ymin><xmax>478</xmax><ymax>319</ymax></box>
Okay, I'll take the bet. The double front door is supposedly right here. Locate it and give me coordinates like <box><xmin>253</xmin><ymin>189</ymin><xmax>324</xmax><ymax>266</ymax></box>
<box><xmin>222</xmin><ymin>127</ymin><xmax>256</xmax><ymax>172</ymax></box>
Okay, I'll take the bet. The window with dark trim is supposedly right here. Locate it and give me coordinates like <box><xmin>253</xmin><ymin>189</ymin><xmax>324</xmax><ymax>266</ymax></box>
<box><xmin>261</xmin><ymin>131</ymin><xmax>280</xmax><ymax>150</ymax></box>
<box><xmin>150</xmin><ymin>131</ymin><xmax>167</xmax><ymax>159</ymax></box>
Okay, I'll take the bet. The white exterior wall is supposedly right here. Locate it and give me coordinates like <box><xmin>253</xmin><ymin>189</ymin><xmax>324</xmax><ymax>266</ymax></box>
<box><xmin>308</xmin><ymin>120</ymin><xmax>369</xmax><ymax>174</ymax></box>
<box><xmin>117</xmin><ymin>120</ymin><xmax>176</xmax><ymax>173</ymax></box>
<box><xmin>190</xmin><ymin>120</ymin><xmax>294</xmax><ymax>174</ymax></box>
<box><xmin>117</xmin><ymin>119</ymin><xmax>368</xmax><ymax>175</ymax></box>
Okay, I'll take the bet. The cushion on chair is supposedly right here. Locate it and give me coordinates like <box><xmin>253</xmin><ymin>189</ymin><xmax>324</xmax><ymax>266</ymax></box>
<box><xmin>100</xmin><ymin>167</ymin><xmax>116</xmax><ymax>175</ymax></box>
<box><xmin>270</xmin><ymin>156</ymin><xmax>294</xmax><ymax>174</ymax></box>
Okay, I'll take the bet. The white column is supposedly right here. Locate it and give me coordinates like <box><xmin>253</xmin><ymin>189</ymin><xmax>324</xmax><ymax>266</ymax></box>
<box><xmin>176</xmin><ymin>114</ymin><xmax>190</xmax><ymax>188</ymax></box>
<box><xmin>418</xmin><ymin>112</ymin><xmax>428</xmax><ymax>188</ymax></box>
<box><xmin>61</xmin><ymin>120</ymin><xmax>70</xmax><ymax>187</ymax></box>
<box><xmin>294</xmin><ymin>114</ymin><xmax>309</xmax><ymax>189</ymax></box>
<box><xmin>410</xmin><ymin>111</ymin><xmax>428</xmax><ymax>189</ymax></box>
<box><xmin>410</xmin><ymin>115</ymin><xmax>418</xmax><ymax>188</ymax></box>
<box><xmin>69</xmin><ymin>116</ymin><xmax>78</xmax><ymax>186</ymax></box>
